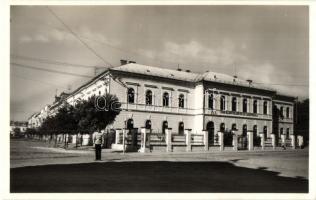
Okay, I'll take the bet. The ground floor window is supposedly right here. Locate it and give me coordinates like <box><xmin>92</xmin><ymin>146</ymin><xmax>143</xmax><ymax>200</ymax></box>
<box><xmin>145</xmin><ymin>120</ymin><xmax>152</xmax><ymax>129</ymax></box>
<box><xmin>162</xmin><ymin>121</ymin><xmax>168</xmax><ymax>134</ymax></box>
<box><xmin>178</xmin><ymin>122</ymin><xmax>184</xmax><ymax>135</ymax></box>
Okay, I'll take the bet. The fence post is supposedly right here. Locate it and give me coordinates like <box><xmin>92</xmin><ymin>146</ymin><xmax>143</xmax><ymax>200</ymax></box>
<box><xmin>203</xmin><ymin>130</ymin><xmax>209</xmax><ymax>151</ymax></box>
<box><xmin>185</xmin><ymin>129</ymin><xmax>192</xmax><ymax>152</ymax></box>
<box><xmin>233</xmin><ymin>132</ymin><xmax>238</xmax><ymax>151</ymax></box>
<box><xmin>247</xmin><ymin>131</ymin><xmax>253</xmax><ymax>151</ymax></box>
<box><xmin>271</xmin><ymin>134</ymin><xmax>276</xmax><ymax>150</ymax></box>
<box><xmin>218</xmin><ymin>131</ymin><xmax>224</xmax><ymax>151</ymax></box>
<box><xmin>122</xmin><ymin>129</ymin><xmax>127</xmax><ymax>154</ymax></box>
<box><xmin>281</xmin><ymin>134</ymin><xmax>286</xmax><ymax>147</ymax></box>
<box><xmin>82</xmin><ymin>134</ymin><xmax>90</xmax><ymax>146</ymax></box>
<box><xmin>139</xmin><ymin>128</ymin><xmax>150</xmax><ymax>153</ymax></box>
<box><xmin>291</xmin><ymin>134</ymin><xmax>296</xmax><ymax>149</ymax></box>
<box><xmin>165</xmin><ymin>128</ymin><xmax>172</xmax><ymax>152</ymax></box>
<box><xmin>115</xmin><ymin>129</ymin><xmax>121</xmax><ymax>144</ymax></box>
<box><xmin>259</xmin><ymin>133</ymin><xmax>265</xmax><ymax>150</ymax></box>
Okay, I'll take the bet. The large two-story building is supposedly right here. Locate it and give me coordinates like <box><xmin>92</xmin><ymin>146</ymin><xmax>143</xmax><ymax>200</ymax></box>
<box><xmin>28</xmin><ymin>60</ymin><xmax>295</xmax><ymax>144</ymax></box>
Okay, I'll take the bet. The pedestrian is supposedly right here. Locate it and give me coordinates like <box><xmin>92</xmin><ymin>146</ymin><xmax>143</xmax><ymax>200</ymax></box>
<box><xmin>93</xmin><ymin>129</ymin><xmax>104</xmax><ymax>161</ymax></box>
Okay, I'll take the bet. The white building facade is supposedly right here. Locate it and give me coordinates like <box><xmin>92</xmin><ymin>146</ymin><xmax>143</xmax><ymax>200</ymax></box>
<box><xmin>29</xmin><ymin>62</ymin><xmax>295</xmax><ymax>144</ymax></box>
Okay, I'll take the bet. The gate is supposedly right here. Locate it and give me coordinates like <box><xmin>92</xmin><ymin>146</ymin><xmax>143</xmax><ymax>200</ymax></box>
<box><xmin>238</xmin><ymin>135</ymin><xmax>248</xmax><ymax>150</ymax></box>
<box><xmin>126</xmin><ymin>128</ymin><xmax>139</xmax><ymax>151</ymax></box>
<box><xmin>224</xmin><ymin>131</ymin><xmax>233</xmax><ymax>146</ymax></box>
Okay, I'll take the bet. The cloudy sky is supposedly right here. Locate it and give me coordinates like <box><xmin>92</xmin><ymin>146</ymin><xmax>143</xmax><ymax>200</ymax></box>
<box><xmin>10</xmin><ymin>5</ymin><xmax>309</xmax><ymax>121</ymax></box>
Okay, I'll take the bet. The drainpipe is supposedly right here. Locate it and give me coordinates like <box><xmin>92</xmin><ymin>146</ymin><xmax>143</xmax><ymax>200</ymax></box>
<box><xmin>202</xmin><ymin>81</ymin><xmax>205</xmax><ymax>130</ymax></box>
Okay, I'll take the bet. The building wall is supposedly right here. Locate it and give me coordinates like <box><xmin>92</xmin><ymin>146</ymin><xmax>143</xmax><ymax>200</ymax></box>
<box><xmin>28</xmin><ymin>68</ymin><xmax>295</xmax><ymax>139</ymax></box>
<box><xmin>273</xmin><ymin>100</ymin><xmax>295</xmax><ymax>137</ymax></box>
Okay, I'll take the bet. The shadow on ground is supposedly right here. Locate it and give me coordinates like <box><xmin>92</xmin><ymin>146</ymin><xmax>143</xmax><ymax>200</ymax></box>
<box><xmin>11</xmin><ymin>161</ymin><xmax>308</xmax><ymax>193</ymax></box>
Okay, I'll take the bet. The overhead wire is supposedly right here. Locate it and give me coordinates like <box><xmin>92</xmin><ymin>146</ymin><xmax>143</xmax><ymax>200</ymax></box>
<box><xmin>46</xmin><ymin>6</ymin><xmax>114</xmax><ymax>68</ymax></box>
<box><xmin>11</xmin><ymin>54</ymin><xmax>104</xmax><ymax>69</ymax></box>
<box><xmin>11</xmin><ymin>62</ymin><xmax>94</xmax><ymax>79</ymax></box>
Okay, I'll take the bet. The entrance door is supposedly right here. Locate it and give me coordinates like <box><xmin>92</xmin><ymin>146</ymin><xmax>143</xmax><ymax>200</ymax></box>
<box><xmin>206</xmin><ymin>121</ymin><xmax>215</xmax><ymax>145</ymax></box>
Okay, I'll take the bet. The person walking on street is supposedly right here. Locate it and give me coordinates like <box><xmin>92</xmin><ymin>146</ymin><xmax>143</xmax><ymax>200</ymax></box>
<box><xmin>93</xmin><ymin>129</ymin><xmax>104</xmax><ymax>161</ymax></box>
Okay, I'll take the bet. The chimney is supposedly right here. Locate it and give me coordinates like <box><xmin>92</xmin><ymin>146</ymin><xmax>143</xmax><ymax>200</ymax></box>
<box><xmin>177</xmin><ymin>68</ymin><xmax>182</xmax><ymax>71</ymax></box>
<box><xmin>120</xmin><ymin>59</ymin><xmax>128</xmax><ymax>65</ymax></box>
<box><xmin>246</xmin><ymin>79</ymin><xmax>253</xmax><ymax>86</ymax></box>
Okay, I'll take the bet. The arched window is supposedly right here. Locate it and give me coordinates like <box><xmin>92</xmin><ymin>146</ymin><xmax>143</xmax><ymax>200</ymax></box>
<box><xmin>253</xmin><ymin>100</ymin><xmax>258</xmax><ymax>114</ymax></box>
<box><xmin>220</xmin><ymin>123</ymin><xmax>225</xmax><ymax>132</ymax></box>
<box><xmin>232</xmin><ymin>97</ymin><xmax>237</xmax><ymax>112</ymax></box>
<box><xmin>208</xmin><ymin>94</ymin><xmax>214</xmax><ymax>110</ymax></box>
<box><xmin>286</xmin><ymin>128</ymin><xmax>290</xmax><ymax>139</ymax></box>
<box><xmin>178</xmin><ymin>122</ymin><xmax>184</xmax><ymax>135</ymax></box>
<box><xmin>162</xmin><ymin>92</ymin><xmax>169</xmax><ymax>107</ymax></box>
<box><xmin>242</xmin><ymin>124</ymin><xmax>247</xmax><ymax>136</ymax></box>
<box><xmin>263</xmin><ymin>126</ymin><xmax>267</xmax><ymax>140</ymax></box>
<box><xmin>286</xmin><ymin>107</ymin><xmax>290</xmax><ymax>118</ymax></box>
<box><xmin>207</xmin><ymin>121</ymin><xmax>215</xmax><ymax>145</ymax></box>
<box><xmin>127</xmin><ymin>88</ymin><xmax>135</xmax><ymax>104</ymax></box>
<box><xmin>253</xmin><ymin>125</ymin><xmax>257</xmax><ymax>137</ymax></box>
<box><xmin>162</xmin><ymin>121</ymin><xmax>168</xmax><ymax>134</ymax></box>
<box><xmin>263</xmin><ymin>101</ymin><xmax>268</xmax><ymax>115</ymax></box>
<box><xmin>232</xmin><ymin>123</ymin><xmax>237</xmax><ymax>131</ymax></box>
<box><xmin>126</xmin><ymin>118</ymin><xmax>134</xmax><ymax>129</ymax></box>
<box><xmin>145</xmin><ymin>120</ymin><xmax>152</xmax><ymax>129</ymax></box>
<box><xmin>145</xmin><ymin>90</ymin><xmax>153</xmax><ymax>105</ymax></box>
<box><xmin>178</xmin><ymin>94</ymin><xmax>184</xmax><ymax>108</ymax></box>
<box><xmin>220</xmin><ymin>95</ymin><xmax>226</xmax><ymax>111</ymax></box>
<box><xmin>243</xmin><ymin>98</ymin><xmax>248</xmax><ymax>113</ymax></box>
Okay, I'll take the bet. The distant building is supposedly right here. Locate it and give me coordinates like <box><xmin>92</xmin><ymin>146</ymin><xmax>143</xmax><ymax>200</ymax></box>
<box><xmin>28</xmin><ymin>61</ymin><xmax>295</xmax><ymax>143</ymax></box>
<box><xmin>10</xmin><ymin>121</ymin><xmax>28</xmax><ymax>136</ymax></box>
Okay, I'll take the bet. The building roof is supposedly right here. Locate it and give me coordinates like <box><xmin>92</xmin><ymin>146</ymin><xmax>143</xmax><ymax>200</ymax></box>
<box><xmin>111</xmin><ymin>63</ymin><xmax>275</xmax><ymax>92</ymax></box>
<box><xmin>112</xmin><ymin>63</ymin><xmax>200</xmax><ymax>82</ymax></box>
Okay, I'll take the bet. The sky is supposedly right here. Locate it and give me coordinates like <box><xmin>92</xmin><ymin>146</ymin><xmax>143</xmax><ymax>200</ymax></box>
<box><xmin>10</xmin><ymin>5</ymin><xmax>309</xmax><ymax>121</ymax></box>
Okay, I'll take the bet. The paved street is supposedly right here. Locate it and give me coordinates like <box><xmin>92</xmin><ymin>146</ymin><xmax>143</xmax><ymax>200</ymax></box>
<box><xmin>10</xmin><ymin>139</ymin><xmax>308</xmax><ymax>193</ymax></box>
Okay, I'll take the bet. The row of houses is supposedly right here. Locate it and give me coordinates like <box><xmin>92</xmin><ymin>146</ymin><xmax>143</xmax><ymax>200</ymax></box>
<box><xmin>28</xmin><ymin>60</ymin><xmax>296</xmax><ymax>144</ymax></box>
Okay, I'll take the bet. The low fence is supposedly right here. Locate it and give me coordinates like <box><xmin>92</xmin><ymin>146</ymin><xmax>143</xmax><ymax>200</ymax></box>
<box><xmin>24</xmin><ymin>129</ymin><xmax>304</xmax><ymax>152</ymax></box>
<box><xmin>111</xmin><ymin>128</ymin><xmax>304</xmax><ymax>153</ymax></box>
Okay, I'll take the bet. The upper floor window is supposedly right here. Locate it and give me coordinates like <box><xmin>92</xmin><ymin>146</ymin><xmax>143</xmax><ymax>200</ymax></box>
<box><xmin>280</xmin><ymin>106</ymin><xmax>284</xmax><ymax>118</ymax></box>
<box><xmin>232</xmin><ymin>97</ymin><xmax>237</xmax><ymax>112</ymax></box>
<box><xmin>286</xmin><ymin>107</ymin><xmax>290</xmax><ymax>118</ymax></box>
<box><xmin>146</xmin><ymin>90</ymin><xmax>153</xmax><ymax>105</ymax></box>
<box><xmin>220</xmin><ymin>95</ymin><xmax>226</xmax><ymax>111</ymax></box>
<box><xmin>178</xmin><ymin>94</ymin><xmax>184</xmax><ymax>108</ymax></box>
<box><xmin>243</xmin><ymin>98</ymin><xmax>248</xmax><ymax>113</ymax></box>
<box><xmin>253</xmin><ymin>100</ymin><xmax>258</xmax><ymax>114</ymax></box>
<box><xmin>208</xmin><ymin>94</ymin><xmax>214</xmax><ymax>110</ymax></box>
<box><xmin>263</xmin><ymin>101</ymin><xmax>268</xmax><ymax>115</ymax></box>
<box><xmin>127</xmin><ymin>88</ymin><xmax>135</xmax><ymax>104</ymax></box>
<box><xmin>163</xmin><ymin>92</ymin><xmax>169</xmax><ymax>107</ymax></box>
